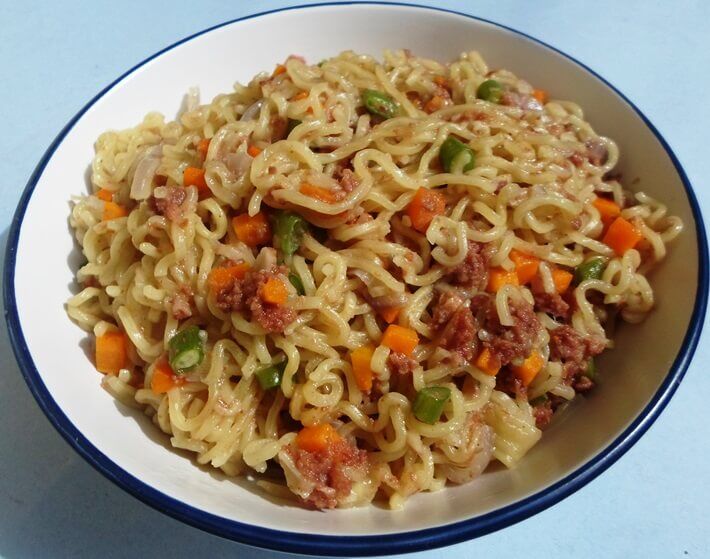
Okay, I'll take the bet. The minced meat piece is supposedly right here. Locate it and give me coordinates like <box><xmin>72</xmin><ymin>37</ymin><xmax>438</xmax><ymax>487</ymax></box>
<box><xmin>448</xmin><ymin>242</ymin><xmax>491</xmax><ymax>291</ymax></box>
<box><xmin>472</xmin><ymin>295</ymin><xmax>542</xmax><ymax>366</ymax></box>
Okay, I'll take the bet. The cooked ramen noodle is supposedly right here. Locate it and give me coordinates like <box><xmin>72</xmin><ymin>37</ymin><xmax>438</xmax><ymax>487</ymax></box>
<box><xmin>67</xmin><ymin>50</ymin><xmax>682</xmax><ymax>509</ymax></box>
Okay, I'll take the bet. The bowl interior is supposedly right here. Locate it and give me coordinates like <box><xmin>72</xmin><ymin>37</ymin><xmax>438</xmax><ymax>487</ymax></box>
<box><xmin>9</xmin><ymin>2</ymin><xmax>700</xmax><ymax>542</ymax></box>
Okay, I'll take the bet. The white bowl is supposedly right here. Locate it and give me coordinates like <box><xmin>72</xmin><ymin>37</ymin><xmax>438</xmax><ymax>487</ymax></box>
<box><xmin>5</xmin><ymin>3</ymin><xmax>707</xmax><ymax>556</ymax></box>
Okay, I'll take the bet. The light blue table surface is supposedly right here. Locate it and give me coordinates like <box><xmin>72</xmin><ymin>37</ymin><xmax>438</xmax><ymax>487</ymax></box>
<box><xmin>2</xmin><ymin>1</ymin><xmax>709</xmax><ymax>557</ymax></box>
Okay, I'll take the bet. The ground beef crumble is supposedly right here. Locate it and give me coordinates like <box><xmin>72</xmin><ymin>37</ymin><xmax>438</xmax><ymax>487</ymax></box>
<box><xmin>212</xmin><ymin>264</ymin><xmax>295</xmax><ymax>333</ymax></box>
<box><xmin>532</xmin><ymin>288</ymin><xmax>570</xmax><ymax>319</ymax></box>
<box><xmin>431</xmin><ymin>290</ymin><xmax>465</xmax><ymax>329</ymax></box>
<box><xmin>285</xmin><ymin>439</ymin><xmax>368</xmax><ymax>509</ymax></box>
<box><xmin>388</xmin><ymin>351</ymin><xmax>417</xmax><ymax>375</ymax></box>
<box><xmin>448</xmin><ymin>242</ymin><xmax>492</xmax><ymax>291</ymax></box>
<box><xmin>430</xmin><ymin>290</ymin><xmax>479</xmax><ymax>363</ymax></box>
<box><xmin>471</xmin><ymin>294</ymin><xmax>542</xmax><ymax>366</ymax></box>
<box><xmin>532</xmin><ymin>400</ymin><xmax>554</xmax><ymax>429</ymax></box>
<box><xmin>169</xmin><ymin>285</ymin><xmax>193</xmax><ymax>320</ymax></box>
<box><xmin>150</xmin><ymin>186</ymin><xmax>186</xmax><ymax>222</ymax></box>
<box><xmin>495</xmin><ymin>368</ymin><xmax>527</xmax><ymax>398</ymax></box>
<box><xmin>338</xmin><ymin>168</ymin><xmax>359</xmax><ymax>193</ymax></box>
<box><xmin>549</xmin><ymin>324</ymin><xmax>606</xmax><ymax>383</ymax></box>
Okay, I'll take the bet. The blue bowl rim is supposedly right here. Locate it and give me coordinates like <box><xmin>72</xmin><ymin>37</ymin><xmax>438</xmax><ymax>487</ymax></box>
<box><xmin>3</xmin><ymin>2</ymin><xmax>708</xmax><ymax>556</ymax></box>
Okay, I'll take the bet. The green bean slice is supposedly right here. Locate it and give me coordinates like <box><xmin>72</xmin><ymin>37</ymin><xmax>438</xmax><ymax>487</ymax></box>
<box><xmin>440</xmin><ymin>136</ymin><xmax>476</xmax><ymax>173</ymax></box>
<box><xmin>274</xmin><ymin>211</ymin><xmax>308</xmax><ymax>256</ymax></box>
<box><xmin>168</xmin><ymin>326</ymin><xmax>207</xmax><ymax>373</ymax></box>
<box><xmin>476</xmin><ymin>79</ymin><xmax>503</xmax><ymax>103</ymax></box>
<box><xmin>413</xmin><ymin>386</ymin><xmax>451</xmax><ymax>424</ymax></box>
<box><xmin>288</xmin><ymin>272</ymin><xmax>305</xmax><ymax>295</ymax></box>
<box><xmin>255</xmin><ymin>361</ymin><xmax>287</xmax><ymax>390</ymax></box>
<box><xmin>574</xmin><ymin>256</ymin><xmax>606</xmax><ymax>285</ymax></box>
<box><xmin>362</xmin><ymin>89</ymin><xmax>399</xmax><ymax>119</ymax></box>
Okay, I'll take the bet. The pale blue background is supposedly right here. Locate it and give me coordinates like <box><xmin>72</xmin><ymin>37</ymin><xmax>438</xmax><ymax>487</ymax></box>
<box><xmin>1</xmin><ymin>1</ymin><xmax>708</xmax><ymax>557</ymax></box>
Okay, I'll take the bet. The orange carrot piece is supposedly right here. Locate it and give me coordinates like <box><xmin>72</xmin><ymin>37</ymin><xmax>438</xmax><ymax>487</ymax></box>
<box><xmin>406</xmin><ymin>187</ymin><xmax>446</xmax><ymax>233</ymax></box>
<box><xmin>272</xmin><ymin>64</ymin><xmax>287</xmax><ymax>77</ymax></box>
<box><xmin>487</xmin><ymin>267</ymin><xmax>519</xmax><ymax>293</ymax></box>
<box><xmin>381</xmin><ymin>324</ymin><xmax>419</xmax><ymax>356</ymax></box>
<box><xmin>296</xmin><ymin>424</ymin><xmax>342</xmax><ymax>453</ymax></box>
<box><xmin>532</xmin><ymin>266</ymin><xmax>574</xmax><ymax>294</ymax></box>
<box><xmin>350</xmin><ymin>345</ymin><xmax>375</xmax><ymax>392</ymax></box>
<box><xmin>300</xmin><ymin>182</ymin><xmax>337</xmax><ymax>203</ymax></box>
<box><xmin>207</xmin><ymin>264</ymin><xmax>250</xmax><ymax>294</ymax></box>
<box><xmin>247</xmin><ymin>145</ymin><xmax>262</xmax><ymax>157</ymax></box>
<box><xmin>291</xmin><ymin>91</ymin><xmax>309</xmax><ymax>101</ymax></box>
<box><xmin>197</xmin><ymin>138</ymin><xmax>211</xmax><ymax>159</ymax></box>
<box><xmin>232</xmin><ymin>212</ymin><xmax>272</xmax><ymax>247</ymax></box>
<box><xmin>96</xmin><ymin>188</ymin><xmax>113</xmax><ymax>202</ymax></box>
<box><xmin>379</xmin><ymin>306</ymin><xmax>401</xmax><ymax>324</ymax></box>
<box><xmin>151</xmin><ymin>360</ymin><xmax>185</xmax><ymax>394</ymax></box>
<box><xmin>183</xmin><ymin>166</ymin><xmax>210</xmax><ymax>197</ymax></box>
<box><xmin>603</xmin><ymin>216</ymin><xmax>643</xmax><ymax>256</ymax></box>
<box><xmin>593</xmin><ymin>197</ymin><xmax>621</xmax><ymax>225</ymax></box>
<box><xmin>509</xmin><ymin>249</ymin><xmax>540</xmax><ymax>285</ymax></box>
<box><xmin>260</xmin><ymin>277</ymin><xmax>288</xmax><ymax>305</ymax></box>
<box><xmin>433</xmin><ymin>75</ymin><xmax>448</xmax><ymax>88</ymax></box>
<box><xmin>532</xmin><ymin>89</ymin><xmax>548</xmax><ymax>104</ymax></box>
<box><xmin>551</xmin><ymin>268</ymin><xmax>574</xmax><ymax>294</ymax></box>
<box><xmin>102</xmin><ymin>201</ymin><xmax>127</xmax><ymax>221</ymax></box>
<box><xmin>510</xmin><ymin>351</ymin><xmax>544</xmax><ymax>386</ymax></box>
<box><xmin>96</xmin><ymin>331</ymin><xmax>127</xmax><ymax>375</ymax></box>
<box><xmin>424</xmin><ymin>94</ymin><xmax>445</xmax><ymax>113</ymax></box>
<box><xmin>475</xmin><ymin>347</ymin><xmax>501</xmax><ymax>376</ymax></box>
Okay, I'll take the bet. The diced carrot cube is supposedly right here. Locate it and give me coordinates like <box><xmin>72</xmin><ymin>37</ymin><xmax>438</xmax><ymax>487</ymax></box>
<box><xmin>260</xmin><ymin>277</ymin><xmax>288</xmax><ymax>305</ymax></box>
<box><xmin>487</xmin><ymin>268</ymin><xmax>519</xmax><ymax>293</ymax></box>
<box><xmin>151</xmin><ymin>360</ymin><xmax>185</xmax><ymax>394</ymax></box>
<box><xmin>96</xmin><ymin>188</ymin><xmax>113</xmax><ymax>202</ymax></box>
<box><xmin>232</xmin><ymin>212</ymin><xmax>272</xmax><ymax>246</ymax></box>
<box><xmin>475</xmin><ymin>348</ymin><xmax>500</xmax><ymax>376</ymax></box>
<box><xmin>96</xmin><ymin>331</ymin><xmax>127</xmax><ymax>375</ymax></box>
<box><xmin>296</xmin><ymin>424</ymin><xmax>342</xmax><ymax>453</ymax></box>
<box><xmin>381</xmin><ymin>324</ymin><xmax>419</xmax><ymax>356</ymax></box>
<box><xmin>102</xmin><ymin>201</ymin><xmax>127</xmax><ymax>221</ymax></box>
<box><xmin>509</xmin><ymin>250</ymin><xmax>540</xmax><ymax>285</ymax></box>
<box><xmin>406</xmin><ymin>187</ymin><xmax>446</xmax><ymax>233</ymax></box>
<box><xmin>510</xmin><ymin>351</ymin><xmax>544</xmax><ymax>386</ymax></box>
<box><xmin>350</xmin><ymin>346</ymin><xmax>374</xmax><ymax>392</ymax></box>
<box><xmin>593</xmin><ymin>197</ymin><xmax>621</xmax><ymax>225</ymax></box>
<box><xmin>603</xmin><ymin>216</ymin><xmax>643</xmax><ymax>256</ymax></box>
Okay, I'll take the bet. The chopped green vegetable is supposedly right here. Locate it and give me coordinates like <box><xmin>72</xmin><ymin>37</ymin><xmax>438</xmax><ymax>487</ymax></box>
<box><xmin>288</xmin><ymin>272</ymin><xmax>305</xmax><ymax>295</ymax></box>
<box><xmin>529</xmin><ymin>394</ymin><xmax>549</xmax><ymax>407</ymax></box>
<box><xmin>413</xmin><ymin>386</ymin><xmax>451</xmax><ymax>424</ymax></box>
<box><xmin>574</xmin><ymin>256</ymin><xmax>606</xmax><ymax>284</ymax></box>
<box><xmin>476</xmin><ymin>79</ymin><xmax>503</xmax><ymax>103</ymax></box>
<box><xmin>274</xmin><ymin>211</ymin><xmax>308</xmax><ymax>256</ymax></box>
<box><xmin>362</xmin><ymin>89</ymin><xmax>399</xmax><ymax>119</ymax></box>
<box><xmin>287</xmin><ymin>118</ymin><xmax>301</xmax><ymax>134</ymax></box>
<box><xmin>440</xmin><ymin>136</ymin><xmax>476</xmax><ymax>173</ymax></box>
<box><xmin>585</xmin><ymin>358</ymin><xmax>596</xmax><ymax>380</ymax></box>
<box><xmin>255</xmin><ymin>361</ymin><xmax>287</xmax><ymax>390</ymax></box>
<box><xmin>168</xmin><ymin>326</ymin><xmax>206</xmax><ymax>373</ymax></box>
